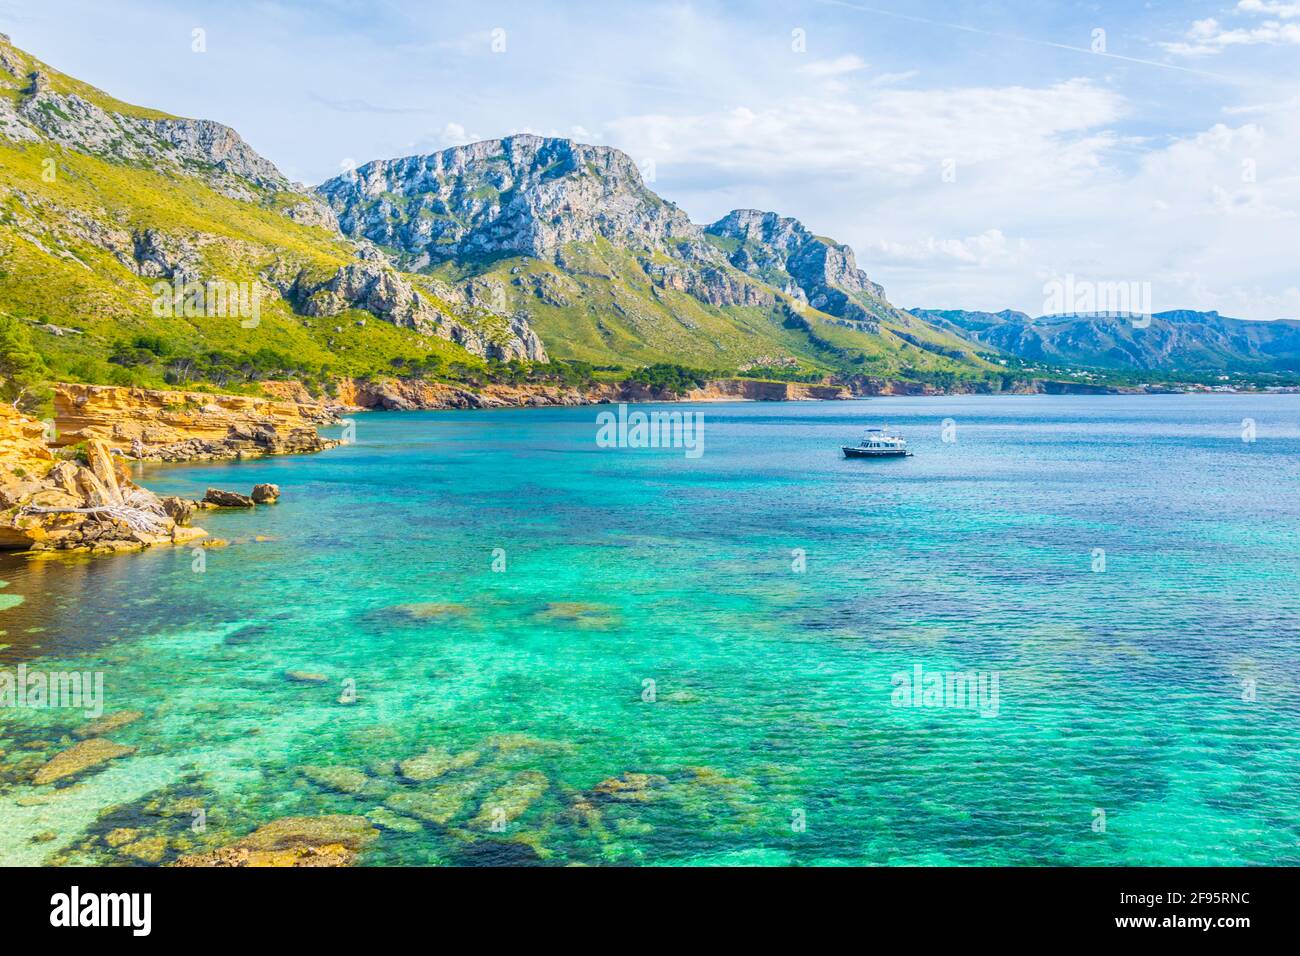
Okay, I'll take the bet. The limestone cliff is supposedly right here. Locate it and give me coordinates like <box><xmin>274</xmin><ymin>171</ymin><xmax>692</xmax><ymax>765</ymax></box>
<box><xmin>318</xmin><ymin>135</ymin><xmax>716</xmax><ymax>268</ymax></box>
<box><xmin>53</xmin><ymin>383</ymin><xmax>340</xmax><ymax>460</ymax></box>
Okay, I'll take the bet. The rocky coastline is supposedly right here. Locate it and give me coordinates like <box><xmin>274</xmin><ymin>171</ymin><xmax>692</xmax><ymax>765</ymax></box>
<box><xmin>0</xmin><ymin>371</ymin><xmax>1103</xmax><ymax>557</ymax></box>
<box><xmin>0</xmin><ymin>394</ymin><xmax>297</xmax><ymax>556</ymax></box>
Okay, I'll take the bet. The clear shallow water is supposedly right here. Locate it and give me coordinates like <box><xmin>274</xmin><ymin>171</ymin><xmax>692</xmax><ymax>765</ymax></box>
<box><xmin>1</xmin><ymin>394</ymin><xmax>1298</xmax><ymax>866</ymax></box>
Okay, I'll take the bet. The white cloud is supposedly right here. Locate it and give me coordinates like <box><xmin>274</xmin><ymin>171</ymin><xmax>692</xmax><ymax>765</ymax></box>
<box><xmin>606</xmin><ymin>79</ymin><xmax>1122</xmax><ymax>183</ymax></box>
<box><xmin>1237</xmin><ymin>0</ymin><xmax>1300</xmax><ymax>18</ymax></box>
<box><xmin>797</xmin><ymin>55</ymin><xmax>868</xmax><ymax>78</ymax></box>
<box><xmin>1164</xmin><ymin>7</ymin><xmax>1300</xmax><ymax>55</ymax></box>
<box><xmin>870</xmin><ymin>230</ymin><xmax>1028</xmax><ymax>268</ymax></box>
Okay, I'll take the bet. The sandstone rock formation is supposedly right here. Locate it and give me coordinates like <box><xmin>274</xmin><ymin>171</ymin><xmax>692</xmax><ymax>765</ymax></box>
<box><xmin>0</xmin><ymin>434</ymin><xmax>209</xmax><ymax>553</ymax></box>
<box><xmin>53</xmin><ymin>383</ymin><xmax>340</xmax><ymax>461</ymax></box>
<box><xmin>251</xmin><ymin>483</ymin><xmax>280</xmax><ymax>504</ymax></box>
<box><xmin>203</xmin><ymin>488</ymin><xmax>255</xmax><ymax>508</ymax></box>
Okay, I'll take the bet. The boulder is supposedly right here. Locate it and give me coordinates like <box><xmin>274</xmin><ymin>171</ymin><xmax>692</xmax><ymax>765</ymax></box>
<box><xmin>83</xmin><ymin>439</ymin><xmax>123</xmax><ymax>505</ymax></box>
<box><xmin>386</xmin><ymin>779</ymin><xmax>481</xmax><ymax>826</ymax></box>
<box><xmin>251</xmin><ymin>483</ymin><xmax>280</xmax><ymax>503</ymax></box>
<box><xmin>203</xmin><ymin>488</ymin><xmax>255</xmax><ymax>507</ymax></box>
<box><xmin>301</xmin><ymin>765</ymin><xmax>377</xmax><ymax>796</ymax></box>
<box><xmin>159</xmin><ymin>496</ymin><xmax>194</xmax><ymax>525</ymax></box>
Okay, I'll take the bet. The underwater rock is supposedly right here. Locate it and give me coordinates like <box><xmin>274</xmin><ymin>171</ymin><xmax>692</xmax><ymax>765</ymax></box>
<box><xmin>365</xmin><ymin>806</ymin><xmax>423</xmax><ymax>833</ymax></box>
<box><xmin>301</xmin><ymin>765</ymin><xmax>375</xmax><ymax>796</ymax></box>
<box><xmin>373</xmin><ymin>602</ymin><xmax>474</xmax><ymax>627</ymax></box>
<box><xmin>104</xmin><ymin>827</ymin><xmax>139</xmax><ymax>847</ymax></box>
<box><xmin>591</xmin><ymin>772</ymin><xmax>669</xmax><ymax>802</ymax></box>
<box><xmin>74</xmin><ymin>709</ymin><xmax>143</xmax><ymax>740</ymax></box>
<box><xmin>535</xmin><ymin>601</ymin><xmax>619</xmax><ymax>630</ymax></box>
<box><xmin>398</xmin><ymin>747</ymin><xmax>453</xmax><ymax>782</ymax></box>
<box><xmin>283</xmin><ymin>670</ymin><xmax>329</xmax><ymax>685</ymax></box>
<box><xmin>470</xmin><ymin>771</ymin><xmax>548</xmax><ymax>829</ymax></box>
<box><xmin>33</xmin><ymin>737</ymin><xmax>136</xmax><ymax>785</ymax></box>
<box><xmin>121</xmin><ymin>836</ymin><xmax>168</xmax><ymax>863</ymax></box>
<box><xmin>386</xmin><ymin>778</ymin><xmax>481</xmax><ymax>826</ymax></box>
<box><xmin>172</xmin><ymin>814</ymin><xmax>378</xmax><ymax>868</ymax></box>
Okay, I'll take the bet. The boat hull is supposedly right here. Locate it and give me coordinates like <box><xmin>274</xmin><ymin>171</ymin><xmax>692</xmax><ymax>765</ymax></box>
<box><xmin>842</xmin><ymin>446</ymin><xmax>911</xmax><ymax>458</ymax></box>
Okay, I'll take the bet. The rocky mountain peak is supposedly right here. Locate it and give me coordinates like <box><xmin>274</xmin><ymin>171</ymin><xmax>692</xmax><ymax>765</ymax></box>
<box><xmin>317</xmin><ymin>134</ymin><xmax>717</xmax><ymax>267</ymax></box>
<box><xmin>705</xmin><ymin>208</ymin><xmax>887</xmax><ymax>324</ymax></box>
<box><xmin>0</xmin><ymin>36</ymin><xmax>289</xmax><ymax>199</ymax></box>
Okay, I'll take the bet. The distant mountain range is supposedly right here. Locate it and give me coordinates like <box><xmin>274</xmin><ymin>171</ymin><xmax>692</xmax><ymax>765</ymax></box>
<box><xmin>0</xmin><ymin>33</ymin><xmax>986</xmax><ymax>398</ymax></box>
<box><xmin>316</xmin><ymin>135</ymin><xmax>984</xmax><ymax>376</ymax></box>
<box><xmin>1</xmin><ymin>31</ymin><xmax>1294</xmax><ymax>401</ymax></box>
<box><xmin>911</xmin><ymin>308</ymin><xmax>1300</xmax><ymax>373</ymax></box>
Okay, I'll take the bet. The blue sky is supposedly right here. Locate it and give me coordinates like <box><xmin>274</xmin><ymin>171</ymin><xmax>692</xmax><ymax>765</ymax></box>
<box><xmin>2</xmin><ymin>0</ymin><xmax>1297</xmax><ymax>319</ymax></box>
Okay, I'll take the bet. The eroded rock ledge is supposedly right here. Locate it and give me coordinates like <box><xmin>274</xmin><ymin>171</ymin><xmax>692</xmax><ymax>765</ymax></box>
<box><xmin>0</xmin><ymin>418</ymin><xmax>208</xmax><ymax>553</ymax></box>
<box><xmin>53</xmin><ymin>383</ymin><xmax>341</xmax><ymax>461</ymax></box>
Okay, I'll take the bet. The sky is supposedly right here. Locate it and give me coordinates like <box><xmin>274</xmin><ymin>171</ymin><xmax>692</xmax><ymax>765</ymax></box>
<box><xmin>2</xmin><ymin>0</ymin><xmax>1298</xmax><ymax>319</ymax></box>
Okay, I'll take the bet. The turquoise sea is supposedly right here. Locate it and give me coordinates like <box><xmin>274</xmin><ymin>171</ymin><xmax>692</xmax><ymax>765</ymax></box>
<box><xmin>1</xmin><ymin>394</ymin><xmax>1298</xmax><ymax>866</ymax></box>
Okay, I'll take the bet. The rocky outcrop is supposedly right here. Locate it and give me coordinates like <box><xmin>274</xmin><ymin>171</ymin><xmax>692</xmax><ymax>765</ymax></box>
<box><xmin>332</xmin><ymin>375</ymin><xmax>855</xmax><ymax>410</ymax></box>
<box><xmin>318</xmin><ymin>134</ymin><xmax>717</xmax><ymax>267</ymax></box>
<box><xmin>9</xmin><ymin>87</ymin><xmax>286</xmax><ymax>201</ymax></box>
<box><xmin>334</xmin><ymin>376</ymin><xmax>601</xmax><ymax>411</ymax></box>
<box><xmin>705</xmin><ymin>209</ymin><xmax>888</xmax><ymax>326</ymax></box>
<box><xmin>53</xmin><ymin>383</ymin><xmax>340</xmax><ymax>461</ymax></box>
<box><xmin>204</xmin><ymin>488</ymin><xmax>255</xmax><ymax>508</ymax></box>
<box><xmin>0</xmin><ymin>436</ymin><xmax>210</xmax><ymax>553</ymax></box>
<box><xmin>640</xmin><ymin>261</ymin><xmax>775</xmax><ymax>308</ymax></box>
<box><xmin>275</xmin><ymin>251</ymin><xmax>545</xmax><ymax>361</ymax></box>
<box><xmin>0</xmin><ymin>404</ymin><xmax>54</xmax><ymax>481</ymax></box>
<box><xmin>251</xmin><ymin>483</ymin><xmax>280</xmax><ymax>504</ymax></box>
<box><xmin>0</xmin><ymin>34</ymin><xmax>285</xmax><ymax>199</ymax></box>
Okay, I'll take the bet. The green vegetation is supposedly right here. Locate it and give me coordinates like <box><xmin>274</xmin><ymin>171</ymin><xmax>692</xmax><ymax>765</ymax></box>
<box><xmin>0</xmin><ymin>312</ymin><xmax>50</xmax><ymax>412</ymax></box>
<box><xmin>625</xmin><ymin>363</ymin><xmax>710</xmax><ymax>394</ymax></box>
<box><xmin>0</xmin><ymin>34</ymin><xmax>1013</xmax><ymax>404</ymax></box>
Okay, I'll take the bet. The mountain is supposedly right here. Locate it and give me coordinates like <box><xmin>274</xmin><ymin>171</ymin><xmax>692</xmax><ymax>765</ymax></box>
<box><xmin>913</xmin><ymin>308</ymin><xmax>1300</xmax><ymax>372</ymax></box>
<box><xmin>317</xmin><ymin>135</ymin><xmax>990</xmax><ymax>380</ymax></box>
<box><xmin>0</xmin><ymin>33</ymin><xmax>541</xmax><ymax>402</ymax></box>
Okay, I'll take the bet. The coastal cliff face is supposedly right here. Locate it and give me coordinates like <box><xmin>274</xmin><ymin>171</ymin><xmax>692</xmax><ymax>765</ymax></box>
<box><xmin>53</xmin><ymin>383</ymin><xmax>340</xmax><ymax>460</ymax></box>
<box><xmin>684</xmin><ymin>379</ymin><xmax>850</xmax><ymax>401</ymax></box>
<box><xmin>332</xmin><ymin>375</ymin><xmax>853</xmax><ymax>410</ymax></box>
